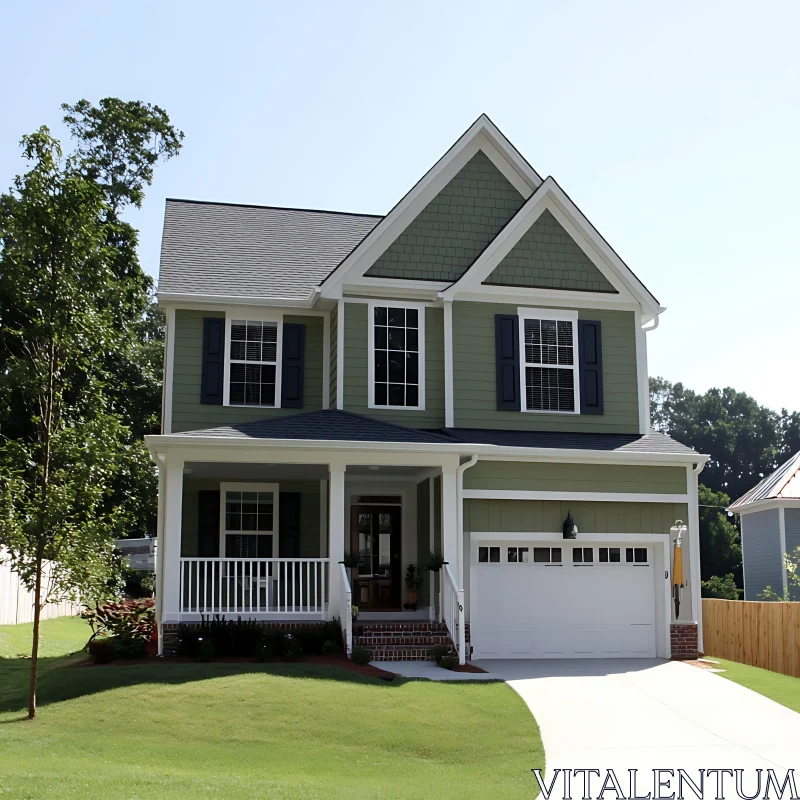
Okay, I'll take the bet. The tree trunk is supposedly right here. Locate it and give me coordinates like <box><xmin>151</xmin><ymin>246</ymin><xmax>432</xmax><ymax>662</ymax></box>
<box><xmin>28</xmin><ymin>557</ymin><xmax>43</xmax><ymax>719</ymax></box>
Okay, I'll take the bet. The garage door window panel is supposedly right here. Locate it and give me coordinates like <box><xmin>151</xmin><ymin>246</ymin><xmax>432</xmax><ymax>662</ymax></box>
<box><xmin>599</xmin><ymin>547</ymin><xmax>621</xmax><ymax>563</ymax></box>
<box><xmin>533</xmin><ymin>547</ymin><xmax>562</xmax><ymax>565</ymax></box>
<box><xmin>572</xmin><ymin>547</ymin><xmax>594</xmax><ymax>565</ymax></box>
<box><xmin>478</xmin><ymin>546</ymin><xmax>501</xmax><ymax>563</ymax></box>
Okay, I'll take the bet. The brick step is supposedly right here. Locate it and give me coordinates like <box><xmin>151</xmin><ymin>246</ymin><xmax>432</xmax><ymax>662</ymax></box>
<box><xmin>367</xmin><ymin>644</ymin><xmax>453</xmax><ymax>661</ymax></box>
<box><xmin>355</xmin><ymin>633</ymin><xmax>452</xmax><ymax>647</ymax></box>
<box><xmin>354</xmin><ymin>621</ymin><xmax>448</xmax><ymax>634</ymax></box>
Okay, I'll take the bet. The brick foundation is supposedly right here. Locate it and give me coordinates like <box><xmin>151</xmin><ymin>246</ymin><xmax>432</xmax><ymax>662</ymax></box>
<box><xmin>670</xmin><ymin>622</ymin><xmax>699</xmax><ymax>660</ymax></box>
<box><xmin>159</xmin><ymin>621</ymin><xmax>325</xmax><ymax>656</ymax></box>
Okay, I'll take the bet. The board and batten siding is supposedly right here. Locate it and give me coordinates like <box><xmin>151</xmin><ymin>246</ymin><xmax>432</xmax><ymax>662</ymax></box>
<box><xmin>464</xmin><ymin>460</ymin><xmax>687</xmax><ymax>494</ymax></box>
<box><xmin>171</xmin><ymin>310</ymin><xmax>324</xmax><ymax>432</ymax></box>
<box><xmin>343</xmin><ymin>302</ymin><xmax>445</xmax><ymax>428</ymax></box>
<box><xmin>452</xmin><ymin>301</ymin><xmax>640</xmax><ymax>432</ymax></box>
<box><xmin>181</xmin><ymin>479</ymin><xmax>321</xmax><ymax>558</ymax></box>
<box><xmin>786</xmin><ymin>509</ymin><xmax>800</xmax><ymax>600</ymax></box>
<box><xmin>741</xmin><ymin>509</ymin><xmax>784</xmax><ymax>601</ymax></box>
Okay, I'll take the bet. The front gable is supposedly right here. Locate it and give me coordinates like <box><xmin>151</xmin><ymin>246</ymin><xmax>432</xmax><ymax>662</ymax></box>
<box><xmin>483</xmin><ymin>209</ymin><xmax>618</xmax><ymax>294</ymax></box>
<box><xmin>365</xmin><ymin>150</ymin><xmax>525</xmax><ymax>282</ymax></box>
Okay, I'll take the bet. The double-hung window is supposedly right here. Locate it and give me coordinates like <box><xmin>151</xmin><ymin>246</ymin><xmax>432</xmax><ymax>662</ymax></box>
<box><xmin>220</xmin><ymin>483</ymin><xmax>278</xmax><ymax>558</ymax></box>
<box><xmin>227</xmin><ymin>319</ymin><xmax>280</xmax><ymax>406</ymax></box>
<box><xmin>369</xmin><ymin>303</ymin><xmax>425</xmax><ymax>410</ymax></box>
<box><xmin>519</xmin><ymin>308</ymin><xmax>579</xmax><ymax>413</ymax></box>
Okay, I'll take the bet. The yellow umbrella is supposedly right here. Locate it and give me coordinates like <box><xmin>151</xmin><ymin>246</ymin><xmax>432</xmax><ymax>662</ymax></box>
<box><xmin>671</xmin><ymin>522</ymin><xmax>687</xmax><ymax>619</ymax></box>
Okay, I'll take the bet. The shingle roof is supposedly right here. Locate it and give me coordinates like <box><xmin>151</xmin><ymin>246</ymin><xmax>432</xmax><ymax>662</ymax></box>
<box><xmin>170</xmin><ymin>410</ymin><xmax>453</xmax><ymax>444</ymax></box>
<box><xmin>158</xmin><ymin>200</ymin><xmax>381</xmax><ymax>300</ymax></box>
<box><xmin>168</xmin><ymin>411</ymin><xmax>697</xmax><ymax>457</ymax></box>
<box><xmin>442</xmin><ymin>428</ymin><xmax>699</xmax><ymax>455</ymax></box>
<box><xmin>730</xmin><ymin>451</ymin><xmax>800</xmax><ymax>510</ymax></box>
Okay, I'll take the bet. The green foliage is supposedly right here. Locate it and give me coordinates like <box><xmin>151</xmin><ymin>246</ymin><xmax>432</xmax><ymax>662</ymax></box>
<box><xmin>425</xmin><ymin>551</ymin><xmax>445</xmax><ymax>572</ymax></box>
<box><xmin>282</xmin><ymin>634</ymin><xmax>303</xmax><ymax>661</ymax></box>
<box><xmin>760</xmin><ymin>546</ymin><xmax>800</xmax><ymax>602</ymax></box>
<box><xmin>88</xmin><ymin>638</ymin><xmax>116</xmax><ymax>664</ymax></box>
<box><xmin>430</xmin><ymin>645</ymin><xmax>458</xmax><ymax>669</ymax></box>
<box><xmin>322</xmin><ymin>640</ymin><xmax>340</xmax><ymax>655</ymax></box>
<box><xmin>81</xmin><ymin>598</ymin><xmax>155</xmax><ymax>642</ymax></box>
<box><xmin>701</xmin><ymin>573</ymin><xmax>739</xmax><ymax>600</ymax></box>
<box><xmin>698</xmin><ymin>485</ymin><xmax>742</xmax><ymax>584</ymax></box>
<box><xmin>405</xmin><ymin>563</ymin><xmax>423</xmax><ymax>589</ymax></box>
<box><xmin>350</xmin><ymin>646</ymin><xmax>373</xmax><ymax>666</ymax></box>
<box><xmin>197</xmin><ymin>638</ymin><xmax>216</xmax><ymax>662</ymax></box>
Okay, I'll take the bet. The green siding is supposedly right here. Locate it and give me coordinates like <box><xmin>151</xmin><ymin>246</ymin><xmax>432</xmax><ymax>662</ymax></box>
<box><xmin>416</xmin><ymin>479</ymin><xmax>431</xmax><ymax>606</ymax></box>
<box><xmin>171</xmin><ymin>310</ymin><xmax>324</xmax><ymax>432</ymax></box>
<box><xmin>452</xmin><ymin>302</ymin><xmax>640</xmax><ymax>432</ymax></box>
<box><xmin>464</xmin><ymin>499</ymin><xmax>689</xmax><ymax>535</ymax></box>
<box><xmin>343</xmin><ymin>302</ymin><xmax>445</xmax><ymax>428</ymax></box>
<box><xmin>329</xmin><ymin>303</ymin><xmax>338</xmax><ymax>409</ymax></box>
<box><xmin>181</xmin><ymin>478</ymin><xmax>321</xmax><ymax>557</ymax></box>
<box><xmin>484</xmin><ymin>209</ymin><xmax>617</xmax><ymax>293</ymax></box>
<box><xmin>464</xmin><ymin>461</ymin><xmax>687</xmax><ymax>494</ymax></box>
<box><xmin>365</xmin><ymin>150</ymin><xmax>525</xmax><ymax>282</ymax></box>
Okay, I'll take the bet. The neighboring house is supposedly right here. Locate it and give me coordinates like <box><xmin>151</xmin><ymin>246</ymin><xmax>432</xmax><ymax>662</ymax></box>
<box><xmin>146</xmin><ymin>114</ymin><xmax>708</xmax><ymax>662</ymax></box>
<box><xmin>730</xmin><ymin>451</ymin><xmax>800</xmax><ymax>601</ymax></box>
<box><xmin>115</xmin><ymin>538</ymin><xmax>157</xmax><ymax>572</ymax></box>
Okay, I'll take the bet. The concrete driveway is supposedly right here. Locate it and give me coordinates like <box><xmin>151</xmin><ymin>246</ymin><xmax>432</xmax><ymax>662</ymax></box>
<box><xmin>473</xmin><ymin>659</ymin><xmax>800</xmax><ymax>773</ymax></box>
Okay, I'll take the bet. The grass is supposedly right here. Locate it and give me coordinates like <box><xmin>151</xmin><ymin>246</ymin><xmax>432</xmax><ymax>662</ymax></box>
<box><xmin>0</xmin><ymin>617</ymin><xmax>544</xmax><ymax>799</ymax></box>
<box><xmin>0</xmin><ymin>615</ymin><xmax>90</xmax><ymax>659</ymax></box>
<box><xmin>710</xmin><ymin>656</ymin><xmax>800</xmax><ymax>715</ymax></box>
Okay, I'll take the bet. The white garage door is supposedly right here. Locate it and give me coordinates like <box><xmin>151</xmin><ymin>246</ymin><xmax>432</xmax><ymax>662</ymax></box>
<box><xmin>471</xmin><ymin>542</ymin><xmax>657</xmax><ymax>659</ymax></box>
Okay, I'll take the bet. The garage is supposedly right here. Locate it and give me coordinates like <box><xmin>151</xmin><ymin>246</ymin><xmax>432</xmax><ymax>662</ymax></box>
<box><xmin>470</xmin><ymin>541</ymin><xmax>658</xmax><ymax>659</ymax></box>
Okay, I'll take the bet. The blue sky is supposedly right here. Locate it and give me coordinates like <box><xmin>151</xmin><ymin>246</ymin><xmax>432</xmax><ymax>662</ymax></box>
<box><xmin>3</xmin><ymin>1</ymin><xmax>798</xmax><ymax>413</ymax></box>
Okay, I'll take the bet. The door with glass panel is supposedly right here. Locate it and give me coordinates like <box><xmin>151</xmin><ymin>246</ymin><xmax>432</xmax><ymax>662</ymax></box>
<box><xmin>350</xmin><ymin>506</ymin><xmax>402</xmax><ymax>610</ymax></box>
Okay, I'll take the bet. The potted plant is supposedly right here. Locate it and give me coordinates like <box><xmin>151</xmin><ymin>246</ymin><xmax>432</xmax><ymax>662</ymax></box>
<box><xmin>425</xmin><ymin>551</ymin><xmax>445</xmax><ymax>573</ymax></box>
<box><xmin>351</xmin><ymin>605</ymin><xmax>359</xmax><ymax>622</ymax></box>
<box><xmin>404</xmin><ymin>564</ymin><xmax>424</xmax><ymax>610</ymax></box>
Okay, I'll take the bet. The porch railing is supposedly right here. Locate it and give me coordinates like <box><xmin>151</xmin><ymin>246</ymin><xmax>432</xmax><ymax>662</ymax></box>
<box><xmin>338</xmin><ymin>562</ymin><xmax>353</xmax><ymax>655</ymax></box>
<box><xmin>442</xmin><ymin>563</ymin><xmax>466</xmax><ymax>665</ymax></box>
<box><xmin>179</xmin><ymin>558</ymin><xmax>329</xmax><ymax>616</ymax></box>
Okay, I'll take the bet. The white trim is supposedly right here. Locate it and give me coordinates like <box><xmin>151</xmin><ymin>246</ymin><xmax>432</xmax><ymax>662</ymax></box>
<box><xmin>469</xmin><ymin>531</ymin><xmax>670</xmax><ymax>543</ymax></box>
<box><xmin>162</xmin><ymin>306</ymin><xmax>176</xmax><ymax>435</ymax></box>
<box><xmin>336</xmin><ymin>299</ymin><xmax>344</xmax><ymax>410</ymax></box>
<box><xmin>157</xmin><ymin>291</ymin><xmax>317</xmax><ymax>309</ymax></box>
<box><xmin>451</xmin><ymin>287</ymin><xmax>643</xmax><ymax>312</ymax></box>
<box><xmin>687</xmin><ymin>463</ymin><xmax>704</xmax><ymax>648</ymax></box>
<box><xmin>342</xmin><ymin>278</ymin><xmax>449</xmax><ymax>300</ymax></box>
<box><xmin>635</xmin><ymin>310</ymin><xmax>651</xmax><ymax>434</ymax></box>
<box><xmin>223</xmin><ymin>311</ymin><xmax>284</xmax><ymax>409</ymax></box>
<box><xmin>779</xmin><ymin>505</ymin><xmax>789</xmax><ymax>598</ymax></box>
<box><xmin>463</xmin><ymin>490</ymin><xmax>690</xmax><ymax>504</ymax></box>
<box><xmin>517</xmin><ymin>306</ymin><xmax>580</xmax><ymax>415</ymax></box>
<box><xmin>319</xmin><ymin>116</ymin><xmax>541</xmax><ymax>298</ymax></box>
<box><xmin>443</xmin><ymin>300</ymin><xmax>454</xmax><ymax>428</ymax></box>
<box><xmin>319</xmin><ymin>478</ymin><xmax>328</xmax><ymax>558</ymax></box>
<box><xmin>322</xmin><ymin>310</ymin><xmax>330</xmax><ymax>410</ymax></box>
<box><xmin>366</xmin><ymin>299</ymin><xmax>426</xmax><ymax>411</ymax></box>
<box><xmin>218</xmin><ymin>481</ymin><xmax>280</xmax><ymax>558</ymax></box>
<box><xmin>731</xmin><ymin>497</ymin><xmax>800</xmax><ymax>515</ymax></box>
<box><xmin>343</xmin><ymin>296</ymin><xmax>438</xmax><ymax>308</ymax></box>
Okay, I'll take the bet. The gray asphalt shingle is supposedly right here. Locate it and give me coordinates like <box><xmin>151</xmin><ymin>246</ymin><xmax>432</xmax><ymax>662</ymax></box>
<box><xmin>158</xmin><ymin>200</ymin><xmax>381</xmax><ymax>300</ymax></box>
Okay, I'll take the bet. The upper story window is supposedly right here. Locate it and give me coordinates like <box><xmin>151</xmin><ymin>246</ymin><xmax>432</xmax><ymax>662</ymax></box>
<box><xmin>369</xmin><ymin>303</ymin><xmax>425</xmax><ymax>410</ymax></box>
<box><xmin>520</xmin><ymin>308</ymin><xmax>579</xmax><ymax>414</ymax></box>
<box><xmin>228</xmin><ymin>319</ymin><xmax>279</xmax><ymax>406</ymax></box>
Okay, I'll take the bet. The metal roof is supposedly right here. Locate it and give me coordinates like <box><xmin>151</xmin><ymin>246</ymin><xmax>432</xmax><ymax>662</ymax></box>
<box><xmin>158</xmin><ymin>200</ymin><xmax>381</xmax><ymax>301</ymax></box>
<box><xmin>730</xmin><ymin>451</ymin><xmax>800</xmax><ymax>510</ymax></box>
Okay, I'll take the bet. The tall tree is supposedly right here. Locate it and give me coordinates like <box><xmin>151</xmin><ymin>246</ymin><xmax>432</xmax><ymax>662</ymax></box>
<box><xmin>697</xmin><ymin>485</ymin><xmax>742</xmax><ymax>584</ymax></box>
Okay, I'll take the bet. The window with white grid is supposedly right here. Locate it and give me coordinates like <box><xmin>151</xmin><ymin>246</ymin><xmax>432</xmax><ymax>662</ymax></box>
<box><xmin>520</xmin><ymin>309</ymin><xmax>579</xmax><ymax>413</ymax></box>
<box><xmin>369</xmin><ymin>303</ymin><xmax>425</xmax><ymax>409</ymax></box>
<box><xmin>228</xmin><ymin>320</ymin><xmax>278</xmax><ymax>406</ymax></box>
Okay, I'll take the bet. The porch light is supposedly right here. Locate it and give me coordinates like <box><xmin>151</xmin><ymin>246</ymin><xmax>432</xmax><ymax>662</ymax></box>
<box><xmin>562</xmin><ymin>511</ymin><xmax>578</xmax><ymax>540</ymax></box>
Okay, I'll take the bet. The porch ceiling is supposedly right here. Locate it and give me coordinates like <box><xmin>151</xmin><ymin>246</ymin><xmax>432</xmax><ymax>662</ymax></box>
<box><xmin>185</xmin><ymin>462</ymin><xmax>329</xmax><ymax>480</ymax></box>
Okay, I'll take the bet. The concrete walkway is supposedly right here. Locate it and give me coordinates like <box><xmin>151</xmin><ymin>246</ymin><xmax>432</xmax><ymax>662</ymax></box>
<box><xmin>372</xmin><ymin>660</ymin><xmax>499</xmax><ymax>680</ymax></box>
<box><xmin>473</xmin><ymin>658</ymin><xmax>800</xmax><ymax>773</ymax></box>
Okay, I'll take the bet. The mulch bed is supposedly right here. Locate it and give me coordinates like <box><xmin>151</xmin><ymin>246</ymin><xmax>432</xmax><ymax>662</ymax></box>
<box><xmin>452</xmin><ymin>662</ymin><xmax>488</xmax><ymax>673</ymax></box>
<box><xmin>75</xmin><ymin>652</ymin><xmax>397</xmax><ymax>680</ymax></box>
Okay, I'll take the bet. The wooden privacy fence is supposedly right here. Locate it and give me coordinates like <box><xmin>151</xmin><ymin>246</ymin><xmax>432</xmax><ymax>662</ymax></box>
<box><xmin>0</xmin><ymin>549</ymin><xmax>80</xmax><ymax>626</ymax></box>
<box><xmin>703</xmin><ymin>598</ymin><xmax>800</xmax><ymax>679</ymax></box>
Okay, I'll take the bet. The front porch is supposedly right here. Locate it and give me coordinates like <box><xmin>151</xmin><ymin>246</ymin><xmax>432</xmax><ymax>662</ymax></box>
<box><xmin>154</xmin><ymin>446</ymin><xmax>466</xmax><ymax>660</ymax></box>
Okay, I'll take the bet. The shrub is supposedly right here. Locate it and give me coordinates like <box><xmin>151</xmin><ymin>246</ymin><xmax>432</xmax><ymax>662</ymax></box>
<box><xmin>291</xmin><ymin>621</ymin><xmax>343</xmax><ymax>655</ymax></box>
<box><xmin>283</xmin><ymin>634</ymin><xmax>303</xmax><ymax>661</ymax></box>
<box><xmin>176</xmin><ymin>627</ymin><xmax>202</xmax><ymax>658</ymax></box>
<box><xmin>82</xmin><ymin>598</ymin><xmax>155</xmax><ymax>642</ymax></box>
<box><xmin>88</xmin><ymin>637</ymin><xmax>117</xmax><ymax>664</ymax></box>
<box><xmin>322</xmin><ymin>639</ymin><xmax>341</xmax><ymax>655</ymax></box>
<box><xmin>430</xmin><ymin>645</ymin><xmax>458</xmax><ymax>669</ymax></box>
<box><xmin>197</xmin><ymin>638</ymin><xmax>216</xmax><ymax>662</ymax></box>
<box><xmin>351</xmin><ymin>646</ymin><xmax>373</xmax><ymax>665</ymax></box>
<box><xmin>701</xmin><ymin>573</ymin><xmax>739</xmax><ymax>600</ymax></box>
<box><xmin>114</xmin><ymin>637</ymin><xmax>149</xmax><ymax>660</ymax></box>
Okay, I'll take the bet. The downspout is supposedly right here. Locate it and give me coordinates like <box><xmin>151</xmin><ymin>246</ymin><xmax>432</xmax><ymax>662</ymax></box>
<box><xmin>456</xmin><ymin>456</ymin><xmax>478</xmax><ymax>590</ymax></box>
<box><xmin>688</xmin><ymin>459</ymin><xmax>706</xmax><ymax>655</ymax></box>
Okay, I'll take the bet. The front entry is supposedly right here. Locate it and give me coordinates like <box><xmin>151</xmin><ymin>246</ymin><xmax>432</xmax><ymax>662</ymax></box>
<box><xmin>351</xmin><ymin>505</ymin><xmax>402</xmax><ymax>611</ymax></box>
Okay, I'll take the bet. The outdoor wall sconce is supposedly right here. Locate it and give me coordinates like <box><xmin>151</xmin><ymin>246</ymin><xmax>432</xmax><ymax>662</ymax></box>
<box><xmin>562</xmin><ymin>511</ymin><xmax>578</xmax><ymax>539</ymax></box>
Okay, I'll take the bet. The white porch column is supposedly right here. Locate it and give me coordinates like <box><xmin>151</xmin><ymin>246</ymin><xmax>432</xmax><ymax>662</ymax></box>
<box><xmin>327</xmin><ymin>467</ymin><xmax>346</xmax><ymax>618</ymax></box>
<box><xmin>441</xmin><ymin>467</ymin><xmax>459</xmax><ymax>581</ymax></box>
<box><xmin>160</xmin><ymin>453</ymin><xmax>185</xmax><ymax>623</ymax></box>
<box><xmin>687</xmin><ymin>463</ymin><xmax>704</xmax><ymax>652</ymax></box>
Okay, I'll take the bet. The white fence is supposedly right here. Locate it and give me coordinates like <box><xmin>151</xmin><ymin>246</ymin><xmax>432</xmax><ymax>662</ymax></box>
<box><xmin>0</xmin><ymin>549</ymin><xmax>80</xmax><ymax>626</ymax></box>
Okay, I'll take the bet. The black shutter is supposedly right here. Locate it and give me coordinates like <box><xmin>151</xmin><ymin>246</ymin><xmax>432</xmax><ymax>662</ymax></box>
<box><xmin>279</xmin><ymin>492</ymin><xmax>302</xmax><ymax>557</ymax></box>
<box><xmin>200</xmin><ymin>317</ymin><xmax>224</xmax><ymax>405</ymax></box>
<box><xmin>578</xmin><ymin>320</ymin><xmax>604</xmax><ymax>415</ymax></box>
<box><xmin>495</xmin><ymin>314</ymin><xmax>520</xmax><ymax>411</ymax></box>
<box><xmin>280</xmin><ymin>323</ymin><xmax>305</xmax><ymax>409</ymax></box>
<box><xmin>197</xmin><ymin>490</ymin><xmax>221</xmax><ymax>557</ymax></box>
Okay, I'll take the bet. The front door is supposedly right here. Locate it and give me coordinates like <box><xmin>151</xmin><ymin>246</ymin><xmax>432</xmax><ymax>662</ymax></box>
<box><xmin>351</xmin><ymin>505</ymin><xmax>402</xmax><ymax>610</ymax></box>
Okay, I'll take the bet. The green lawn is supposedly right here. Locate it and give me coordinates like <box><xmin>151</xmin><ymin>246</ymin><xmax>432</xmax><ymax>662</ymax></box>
<box><xmin>0</xmin><ymin>615</ymin><xmax>90</xmax><ymax>659</ymax></box>
<box><xmin>710</xmin><ymin>656</ymin><xmax>800</xmax><ymax>714</ymax></box>
<box><xmin>0</xmin><ymin>617</ymin><xmax>544</xmax><ymax>799</ymax></box>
